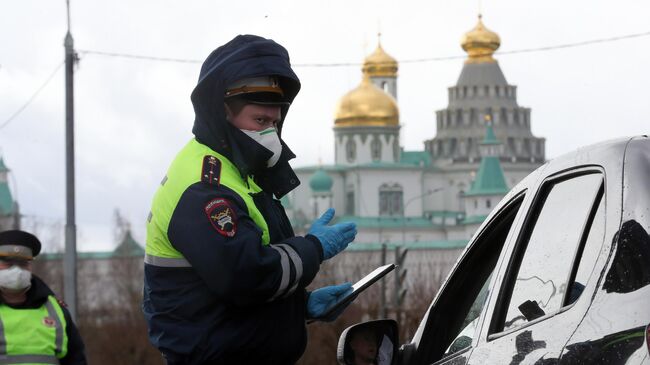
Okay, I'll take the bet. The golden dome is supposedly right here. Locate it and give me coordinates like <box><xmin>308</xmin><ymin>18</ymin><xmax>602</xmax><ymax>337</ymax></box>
<box><xmin>461</xmin><ymin>14</ymin><xmax>501</xmax><ymax>64</ymax></box>
<box><xmin>334</xmin><ymin>75</ymin><xmax>399</xmax><ymax>127</ymax></box>
<box><xmin>362</xmin><ymin>42</ymin><xmax>398</xmax><ymax>78</ymax></box>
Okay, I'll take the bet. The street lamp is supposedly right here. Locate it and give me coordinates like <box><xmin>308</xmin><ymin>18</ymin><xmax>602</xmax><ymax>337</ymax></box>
<box><xmin>401</xmin><ymin>187</ymin><xmax>444</xmax><ymax>246</ymax></box>
<box><xmin>394</xmin><ymin>187</ymin><xmax>444</xmax><ymax>311</ymax></box>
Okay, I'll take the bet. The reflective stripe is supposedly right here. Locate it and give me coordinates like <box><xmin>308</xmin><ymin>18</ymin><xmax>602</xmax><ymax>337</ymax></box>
<box><xmin>144</xmin><ymin>254</ymin><xmax>191</xmax><ymax>268</ymax></box>
<box><xmin>0</xmin><ymin>309</ymin><xmax>5</xmax><ymax>354</ymax></box>
<box><xmin>44</xmin><ymin>300</ymin><xmax>63</xmax><ymax>355</ymax></box>
<box><xmin>0</xmin><ymin>354</ymin><xmax>60</xmax><ymax>364</ymax></box>
<box><xmin>268</xmin><ymin>246</ymin><xmax>290</xmax><ymax>301</ymax></box>
<box><xmin>275</xmin><ymin>244</ymin><xmax>303</xmax><ymax>297</ymax></box>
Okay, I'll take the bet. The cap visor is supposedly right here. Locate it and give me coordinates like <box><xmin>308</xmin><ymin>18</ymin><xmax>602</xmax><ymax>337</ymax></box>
<box><xmin>232</xmin><ymin>92</ymin><xmax>290</xmax><ymax>106</ymax></box>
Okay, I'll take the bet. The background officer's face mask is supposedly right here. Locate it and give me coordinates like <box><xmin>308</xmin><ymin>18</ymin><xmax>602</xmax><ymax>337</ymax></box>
<box><xmin>0</xmin><ymin>265</ymin><xmax>32</xmax><ymax>291</ymax></box>
<box><xmin>240</xmin><ymin>127</ymin><xmax>283</xmax><ymax>168</ymax></box>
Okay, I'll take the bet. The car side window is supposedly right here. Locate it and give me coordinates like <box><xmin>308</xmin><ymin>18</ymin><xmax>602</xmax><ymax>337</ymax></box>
<box><xmin>415</xmin><ymin>194</ymin><xmax>525</xmax><ymax>364</ymax></box>
<box><xmin>443</xmin><ymin>272</ymin><xmax>493</xmax><ymax>357</ymax></box>
<box><xmin>566</xmin><ymin>193</ymin><xmax>605</xmax><ymax>305</ymax></box>
<box><xmin>499</xmin><ymin>173</ymin><xmax>603</xmax><ymax>332</ymax></box>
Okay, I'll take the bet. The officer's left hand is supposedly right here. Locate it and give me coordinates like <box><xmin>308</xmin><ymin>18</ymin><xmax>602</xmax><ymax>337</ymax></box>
<box><xmin>307</xmin><ymin>283</ymin><xmax>353</xmax><ymax>321</ymax></box>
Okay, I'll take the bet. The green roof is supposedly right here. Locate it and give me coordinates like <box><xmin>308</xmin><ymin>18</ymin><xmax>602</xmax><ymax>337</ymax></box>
<box><xmin>425</xmin><ymin>210</ymin><xmax>464</xmax><ymax>218</ymax></box>
<box><xmin>345</xmin><ymin>240</ymin><xmax>468</xmax><ymax>251</ymax></box>
<box><xmin>355</xmin><ymin>162</ymin><xmax>435</xmax><ymax>170</ymax></box>
<box><xmin>309</xmin><ymin>169</ymin><xmax>333</xmax><ymax>192</ymax></box>
<box><xmin>114</xmin><ymin>230</ymin><xmax>145</xmax><ymax>257</ymax></box>
<box><xmin>482</xmin><ymin>125</ymin><xmax>500</xmax><ymax>145</ymax></box>
<box><xmin>39</xmin><ymin>252</ymin><xmax>119</xmax><ymax>260</ymax></box>
<box><xmin>294</xmin><ymin>165</ymin><xmax>347</xmax><ymax>173</ymax></box>
<box><xmin>465</xmin><ymin>156</ymin><xmax>509</xmax><ymax>196</ymax></box>
<box><xmin>0</xmin><ymin>182</ymin><xmax>14</xmax><ymax>215</ymax></box>
<box><xmin>459</xmin><ymin>215</ymin><xmax>488</xmax><ymax>225</ymax></box>
<box><xmin>0</xmin><ymin>158</ymin><xmax>14</xmax><ymax>215</ymax></box>
<box><xmin>399</xmin><ymin>151</ymin><xmax>432</xmax><ymax>167</ymax></box>
<box><xmin>336</xmin><ymin>215</ymin><xmax>437</xmax><ymax>229</ymax></box>
<box><xmin>295</xmin><ymin>161</ymin><xmax>439</xmax><ymax>172</ymax></box>
<box><xmin>280</xmin><ymin>195</ymin><xmax>292</xmax><ymax>209</ymax></box>
<box><xmin>38</xmin><ymin>230</ymin><xmax>145</xmax><ymax>260</ymax></box>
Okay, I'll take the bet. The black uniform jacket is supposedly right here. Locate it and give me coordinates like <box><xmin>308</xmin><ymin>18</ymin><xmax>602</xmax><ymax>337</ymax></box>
<box><xmin>143</xmin><ymin>35</ymin><xmax>324</xmax><ymax>364</ymax></box>
<box><xmin>0</xmin><ymin>275</ymin><xmax>87</xmax><ymax>364</ymax></box>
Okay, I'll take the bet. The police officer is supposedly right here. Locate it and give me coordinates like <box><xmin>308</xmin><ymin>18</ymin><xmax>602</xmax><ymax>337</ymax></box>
<box><xmin>0</xmin><ymin>230</ymin><xmax>87</xmax><ymax>364</ymax></box>
<box><xmin>143</xmin><ymin>35</ymin><xmax>357</xmax><ymax>364</ymax></box>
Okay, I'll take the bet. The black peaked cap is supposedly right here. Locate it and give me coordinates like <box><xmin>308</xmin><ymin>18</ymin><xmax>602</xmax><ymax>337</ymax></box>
<box><xmin>0</xmin><ymin>230</ymin><xmax>42</xmax><ymax>258</ymax></box>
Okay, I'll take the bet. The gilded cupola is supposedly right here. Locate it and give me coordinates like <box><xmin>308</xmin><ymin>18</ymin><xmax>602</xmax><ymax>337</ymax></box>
<box><xmin>334</xmin><ymin>74</ymin><xmax>399</xmax><ymax>127</ymax></box>
<box><xmin>461</xmin><ymin>14</ymin><xmax>501</xmax><ymax>64</ymax></box>
<box><xmin>362</xmin><ymin>41</ymin><xmax>398</xmax><ymax>78</ymax></box>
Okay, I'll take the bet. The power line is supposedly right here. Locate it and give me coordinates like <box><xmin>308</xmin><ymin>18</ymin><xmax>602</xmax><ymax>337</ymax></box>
<box><xmin>77</xmin><ymin>50</ymin><xmax>201</xmax><ymax>64</ymax></box>
<box><xmin>0</xmin><ymin>61</ymin><xmax>65</xmax><ymax>131</ymax></box>
<box><xmin>4</xmin><ymin>30</ymin><xmax>649</xmax><ymax>130</ymax></box>
<box><xmin>78</xmin><ymin>30</ymin><xmax>650</xmax><ymax>67</ymax></box>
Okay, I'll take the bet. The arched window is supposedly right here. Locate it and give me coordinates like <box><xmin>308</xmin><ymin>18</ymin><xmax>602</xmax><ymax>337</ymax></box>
<box><xmin>457</xmin><ymin>185</ymin><xmax>466</xmax><ymax>211</ymax></box>
<box><xmin>382</xmin><ymin>81</ymin><xmax>389</xmax><ymax>93</ymax></box>
<box><xmin>379</xmin><ymin>183</ymin><xmax>403</xmax><ymax>216</ymax></box>
<box><xmin>346</xmin><ymin>138</ymin><xmax>356</xmax><ymax>163</ymax></box>
<box><xmin>371</xmin><ymin>137</ymin><xmax>382</xmax><ymax>161</ymax></box>
<box><xmin>345</xmin><ymin>190</ymin><xmax>355</xmax><ymax>215</ymax></box>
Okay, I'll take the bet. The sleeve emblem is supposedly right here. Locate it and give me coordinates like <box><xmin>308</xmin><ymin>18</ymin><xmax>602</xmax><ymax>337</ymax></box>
<box><xmin>204</xmin><ymin>198</ymin><xmax>237</xmax><ymax>237</ymax></box>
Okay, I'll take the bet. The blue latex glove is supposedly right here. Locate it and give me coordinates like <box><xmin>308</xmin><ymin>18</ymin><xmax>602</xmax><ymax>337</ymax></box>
<box><xmin>308</xmin><ymin>208</ymin><xmax>357</xmax><ymax>260</ymax></box>
<box><xmin>307</xmin><ymin>283</ymin><xmax>354</xmax><ymax>321</ymax></box>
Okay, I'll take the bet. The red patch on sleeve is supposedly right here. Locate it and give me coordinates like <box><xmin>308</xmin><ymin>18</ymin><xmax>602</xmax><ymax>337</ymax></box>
<box><xmin>204</xmin><ymin>198</ymin><xmax>237</xmax><ymax>237</ymax></box>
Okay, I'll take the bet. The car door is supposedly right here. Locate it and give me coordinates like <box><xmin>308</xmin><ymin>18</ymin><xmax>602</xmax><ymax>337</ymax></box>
<box><xmin>467</xmin><ymin>168</ymin><xmax>607</xmax><ymax>364</ymax></box>
<box><xmin>403</xmin><ymin>190</ymin><xmax>530</xmax><ymax>365</ymax></box>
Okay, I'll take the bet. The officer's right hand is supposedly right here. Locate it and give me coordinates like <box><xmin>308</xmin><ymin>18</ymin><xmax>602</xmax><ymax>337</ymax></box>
<box><xmin>307</xmin><ymin>208</ymin><xmax>357</xmax><ymax>260</ymax></box>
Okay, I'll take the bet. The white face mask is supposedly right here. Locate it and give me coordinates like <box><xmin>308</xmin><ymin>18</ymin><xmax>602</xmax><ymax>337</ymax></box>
<box><xmin>240</xmin><ymin>127</ymin><xmax>283</xmax><ymax>167</ymax></box>
<box><xmin>0</xmin><ymin>265</ymin><xmax>32</xmax><ymax>291</ymax></box>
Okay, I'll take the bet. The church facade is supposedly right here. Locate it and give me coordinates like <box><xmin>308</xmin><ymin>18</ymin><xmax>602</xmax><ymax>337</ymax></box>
<box><xmin>287</xmin><ymin>16</ymin><xmax>545</xmax><ymax>254</ymax></box>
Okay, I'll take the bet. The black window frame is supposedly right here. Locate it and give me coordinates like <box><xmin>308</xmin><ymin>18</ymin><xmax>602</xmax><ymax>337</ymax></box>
<box><xmin>488</xmin><ymin>167</ymin><xmax>605</xmax><ymax>338</ymax></box>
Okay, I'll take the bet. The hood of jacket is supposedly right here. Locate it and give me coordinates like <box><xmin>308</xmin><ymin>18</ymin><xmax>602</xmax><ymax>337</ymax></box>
<box><xmin>191</xmin><ymin>34</ymin><xmax>302</xmax><ymax>197</ymax></box>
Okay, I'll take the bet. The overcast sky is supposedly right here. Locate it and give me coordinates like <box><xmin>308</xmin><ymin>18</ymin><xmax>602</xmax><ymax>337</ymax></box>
<box><xmin>1</xmin><ymin>0</ymin><xmax>649</xmax><ymax>251</ymax></box>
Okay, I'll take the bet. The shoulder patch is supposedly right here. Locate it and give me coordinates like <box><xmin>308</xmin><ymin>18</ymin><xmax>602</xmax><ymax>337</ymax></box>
<box><xmin>204</xmin><ymin>198</ymin><xmax>237</xmax><ymax>237</ymax></box>
<box><xmin>201</xmin><ymin>155</ymin><xmax>221</xmax><ymax>186</ymax></box>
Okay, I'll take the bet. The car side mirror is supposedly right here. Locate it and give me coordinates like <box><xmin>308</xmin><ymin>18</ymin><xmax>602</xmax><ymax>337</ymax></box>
<box><xmin>337</xmin><ymin>319</ymin><xmax>399</xmax><ymax>365</ymax></box>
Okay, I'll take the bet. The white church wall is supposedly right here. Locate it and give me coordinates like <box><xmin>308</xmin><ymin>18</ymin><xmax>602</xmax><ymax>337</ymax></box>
<box><xmin>445</xmin><ymin>224</ymin><xmax>478</xmax><ymax>241</ymax></box>
<box><xmin>356</xmin><ymin>169</ymin><xmax>422</xmax><ymax>217</ymax></box>
<box><xmin>335</xmin><ymin>132</ymin><xmax>399</xmax><ymax>165</ymax></box>
<box><xmin>292</xmin><ymin>170</ymin><xmax>313</xmax><ymax>220</ymax></box>
<box><xmin>378</xmin><ymin>133</ymin><xmax>398</xmax><ymax>163</ymax></box>
<box><xmin>354</xmin><ymin>226</ymin><xmax>447</xmax><ymax>245</ymax></box>
<box><xmin>464</xmin><ymin>194</ymin><xmax>503</xmax><ymax>218</ymax></box>
<box><xmin>422</xmin><ymin>173</ymin><xmax>447</xmax><ymax>212</ymax></box>
<box><xmin>331</xmin><ymin>171</ymin><xmax>346</xmax><ymax>214</ymax></box>
<box><xmin>423</xmin><ymin>170</ymin><xmax>473</xmax><ymax>213</ymax></box>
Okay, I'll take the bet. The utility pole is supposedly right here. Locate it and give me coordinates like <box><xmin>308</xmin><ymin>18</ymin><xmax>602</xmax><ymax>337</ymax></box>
<box><xmin>379</xmin><ymin>243</ymin><xmax>387</xmax><ymax>318</ymax></box>
<box><xmin>64</xmin><ymin>0</ymin><xmax>78</xmax><ymax>320</ymax></box>
<box><xmin>394</xmin><ymin>246</ymin><xmax>408</xmax><ymax>311</ymax></box>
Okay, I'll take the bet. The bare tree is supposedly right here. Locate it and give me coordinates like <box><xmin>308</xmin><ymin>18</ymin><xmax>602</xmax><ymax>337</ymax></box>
<box><xmin>74</xmin><ymin>209</ymin><xmax>160</xmax><ymax>364</ymax></box>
